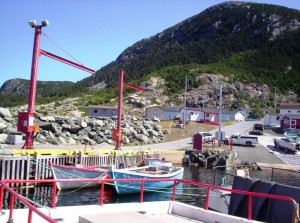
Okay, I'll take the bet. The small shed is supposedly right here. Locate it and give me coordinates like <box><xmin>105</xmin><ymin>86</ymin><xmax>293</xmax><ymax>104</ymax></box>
<box><xmin>280</xmin><ymin>114</ymin><xmax>300</xmax><ymax>130</ymax></box>
<box><xmin>88</xmin><ymin>105</ymin><xmax>118</xmax><ymax>118</ymax></box>
<box><xmin>263</xmin><ymin>114</ymin><xmax>280</xmax><ymax>127</ymax></box>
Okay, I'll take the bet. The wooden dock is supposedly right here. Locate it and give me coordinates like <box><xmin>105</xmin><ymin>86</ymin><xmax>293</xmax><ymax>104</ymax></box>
<box><xmin>0</xmin><ymin>148</ymin><xmax>159</xmax><ymax>187</ymax></box>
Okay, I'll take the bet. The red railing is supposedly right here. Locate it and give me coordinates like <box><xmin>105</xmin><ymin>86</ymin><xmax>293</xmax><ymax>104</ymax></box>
<box><xmin>0</xmin><ymin>178</ymin><xmax>298</xmax><ymax>223</ymax></box>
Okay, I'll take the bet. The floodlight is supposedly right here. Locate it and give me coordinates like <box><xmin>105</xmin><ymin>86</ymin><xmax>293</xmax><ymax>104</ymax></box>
<box><xmin>41</xmin><ymin>20</ymin><xmax>49</xmax><ymax>27</ymax></box>
<box><xmin>28</xmin><ymin>20</ymin><xmax>36</xmax><ymax>28</ymax></box>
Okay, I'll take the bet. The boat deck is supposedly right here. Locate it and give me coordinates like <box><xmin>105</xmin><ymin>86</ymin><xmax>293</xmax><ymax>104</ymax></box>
<box><xmin>0</xmin><ymin>201</ymin><xmax>261</xmax><ymax>223</ymax></box>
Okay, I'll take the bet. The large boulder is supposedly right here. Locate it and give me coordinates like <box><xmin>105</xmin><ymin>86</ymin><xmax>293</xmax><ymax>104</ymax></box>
<box><xmin>0</xmin><ymin>123</ymin><xmax>8</xmax><ymax>132</ymax></box>
<box><xmin>134</xmin><ymin>133</ymin><xmax>149</xmax><ymax>144</ymax></box>
<box><xmin>0</xmin><ymin>134</ymin><xmax>7</xmax><ymax>143</ymax></box>
<box><xmin>0</xmin><ymin>108</ymin><xmax>12</xmax><ymax>118</ymax></box>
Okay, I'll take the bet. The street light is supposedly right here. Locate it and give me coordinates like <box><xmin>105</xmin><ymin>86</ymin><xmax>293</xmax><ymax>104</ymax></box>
<box><xmin>28</xmin><ymin>20</ymin><xmax>36</xmax><ymax>28</ymax></box>
<box><xmin>28</xmin><ymin>19</ymin><xmax>49</xmax><ymax>28</ymax></box>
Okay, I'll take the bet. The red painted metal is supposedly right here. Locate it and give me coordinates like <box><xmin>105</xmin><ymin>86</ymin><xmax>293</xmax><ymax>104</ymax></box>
<box><xmin>0</xmin><ymin>185</ymin><xmax>3</xmax><ymax>212</ymax></box>
<box><xmin>1</xmin><ymin>178</ymin><xmax>299</xmax><ymax>223</ymax></box>
<box><xmin>22</xmin><ymin>23</ymin><xmax>95</xmax><ymax>150</ymax></box>
<box><xmin>204</xmin><ymin>186</ymin><xmax>210</xmax><ymax>210</ymax></box>
<box><xmin>100</xmin><ymin>182</ymin><xmax>105</xmax><ymax>206</ymax></box>
<box><xmin>123</xmin><ymin>83</ymin><xmax>144</xmax><ymax>92</ymax></box>
<box><xmin>172</xmin><ymin>181</ymin><xmax>177</xmax><ymax>201</ymax></box>
<box><xmin>9</xmin><ymin>193</ymin><xmax>15</xmax><ymax>219</ymax></box>
<box><xmin>114</xmin><ymin>70</ymin><xmax>144</xmax><ymax>150</ymax></box>
<box><xmin>115</xmin><ymin>70</ymin><xmax>125</xmax><ymax>150</ymax></box>
<box><xmin>28</xmin><ymin>209</ymin><xmax>33</xmax><ymax>223</ymax></box>
<box><xmin>248</xmin><ymin>194</ymin><xmax>253</xmax><ymax>220</ymax></box>
<box><xmin>1</xmin><ymin>180</ymin><xmax>57</xmax><ymax>223</ymax></box>
<box><xmin>40</xmin><ymin>50</ymin><xmax>95</xmax><ymax>75</ymax></box>
<box><xmin>140</xmin><ymin>180</ymin><xmax>145</xmax><ymax>203</ymax></box>
<box><xmin>22</xmin><ymin>25</ymin><xmax>42</xmax><ymax>150</ymax></box>
<box><xmin>51</xmin><ymin>182</ymin><xmax>57</xmax><ymax>209</ymax></box>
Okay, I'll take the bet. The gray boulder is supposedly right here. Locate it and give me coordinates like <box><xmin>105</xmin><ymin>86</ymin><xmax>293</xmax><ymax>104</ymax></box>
<box><xmin>0</xmin><ymin>108</ymin><xmax>12</xmax><ymax>118</ymax></box>
<box><xmin>134</xmin><ymin>133</ymin><xmax>149</xmax><ymax>144</ymax></box>
<box><xmin>0</xmin><ymin>134</ymin><xmax>7</xmax><ymax>143</ymax></box>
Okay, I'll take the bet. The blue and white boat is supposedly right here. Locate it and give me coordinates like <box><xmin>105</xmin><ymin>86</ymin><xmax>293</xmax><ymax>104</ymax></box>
<box><xmin>284</xmin><ymin>131</ymin><xmax>300</xmax><ymax>142</ymax></box>
<box><xmin>109</xmin><ymin>165</ymin><xmax>184</xmax><ymax>195</ymax></box>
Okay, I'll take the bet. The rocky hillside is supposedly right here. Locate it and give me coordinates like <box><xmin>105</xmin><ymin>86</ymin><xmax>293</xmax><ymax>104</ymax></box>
<box><xmin>85</xmin><ymin>1</ymin><xmax>300</xmax><ymax>92</ymax></box>
<box><xmin>1</xmin><ymin>1</ymin><xmax>300</xmax><ymax>109</ymax></box>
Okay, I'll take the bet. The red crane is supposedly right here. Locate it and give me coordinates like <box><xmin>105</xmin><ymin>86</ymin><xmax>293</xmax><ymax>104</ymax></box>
<box><xmin>18</xmin><ymin>20</ymin><xmax>95</xmax><ymax>149</ymax></box>
<box><xmin>113</xmin><ymin>70</ymin><xmax>144</xmax><ymax>150</ymax></box>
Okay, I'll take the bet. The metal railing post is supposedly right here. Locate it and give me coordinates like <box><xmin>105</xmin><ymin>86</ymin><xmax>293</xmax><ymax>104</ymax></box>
<box><xmin>51</xmin><ymin>182</ymin><xmax>57</xmax><ymax>209</ymax></box>
<box><xmin>205</xmin><ymin>186</ymin><xmax>210</xmax><ymax>210</ymax></box>
<box><xmin>0</xmin><ymin>185</ymin><xmax>3</xmax><ymax>213</ymax></box>
<box><xmin>172</xmin><ymin>180</ymin><xmax>177</xmax><ymax>201</ymax></box>
<box><xmin>28</xmin><ymin>209</ymin><xmax>33</xmax><ymax>223</ymax></box>
<box><xmin>248</xmin><ymin>194</ymin><xmax>253</xmax><ymax>220</ymax></box>
<box><xmin>99</xmin><ymin>180</ymin><xmax>105</xmax><ymax>206</ymax></box>
<box><xmin>140</xmin><ymin>180</ymin><xmax>145</xmax><ymax>203</ymax></box>
<box><xmin>8</xmin><ymin>193</ymin><xmax>15</xmax><ymax>223</ymax></box>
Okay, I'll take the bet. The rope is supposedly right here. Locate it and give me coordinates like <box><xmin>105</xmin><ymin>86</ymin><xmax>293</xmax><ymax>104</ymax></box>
<box><xmin>42</xmin><ymin>31</ymin><xmax>84</xmax><ymax>66</ymax></box>
<box><xmin>124</xmin><ymin>71</ymin><xmax>134</xmax><ymax>82</ymax></box>
<box><xmin>220</xmin><ymin>176</ymin><xmax>227</xmax><ymax>187</ymax></box>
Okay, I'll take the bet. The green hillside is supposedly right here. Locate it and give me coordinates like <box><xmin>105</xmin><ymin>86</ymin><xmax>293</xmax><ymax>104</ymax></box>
<box><xmin>1</xmin><ymin>1</ymin><xmax>300</xmax><ymax>108</ymax></box>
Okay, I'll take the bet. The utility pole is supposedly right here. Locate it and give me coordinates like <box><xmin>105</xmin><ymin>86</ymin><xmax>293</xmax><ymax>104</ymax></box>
<box><xmin>182</xmin><ymin>75</ymin><xmax>188</xmax><ymax>129</ymax></box>
<box><xmin>274</xmin><ymin>87</ymin><xmax>277</xmax><ymax>114</ymax></box>
<box><xmin>218</xmin><ymin>84</ymin><xmax>222</xmax><ymax>145</ymax></box>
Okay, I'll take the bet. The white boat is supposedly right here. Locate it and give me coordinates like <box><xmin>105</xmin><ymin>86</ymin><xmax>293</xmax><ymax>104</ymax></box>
<box><xmin>49</xmin><ymin>161</ymin><xmax>109</xmax><ymax>190</ymax></box>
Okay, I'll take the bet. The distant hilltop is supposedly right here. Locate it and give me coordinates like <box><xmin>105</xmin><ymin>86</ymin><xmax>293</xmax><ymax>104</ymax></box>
<box><xmin>1</xmin><ymin>1</ymin><xmax>300</xmax><ymax>111</ymax></box>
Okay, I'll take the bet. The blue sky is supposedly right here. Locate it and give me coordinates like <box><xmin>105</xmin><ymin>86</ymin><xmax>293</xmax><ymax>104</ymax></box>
<box><xmin>0</xmin><ymin>0</ymin><xmax>299</xmax><ymax>87</ymax></box>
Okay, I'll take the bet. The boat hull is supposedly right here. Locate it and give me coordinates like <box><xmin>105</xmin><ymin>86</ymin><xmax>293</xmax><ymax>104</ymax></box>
<box><xmin>109</xmin><ymin>166</ymin><xmax>184</xmax><ymax>195</ymax></box>
<box><xmin>50</xmin><ymin>163</ymin><xmax>108</xmax><ymax>190</ymax></box>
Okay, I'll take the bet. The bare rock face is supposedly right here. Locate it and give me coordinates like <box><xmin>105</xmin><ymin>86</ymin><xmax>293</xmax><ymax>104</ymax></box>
<box><xmin>0</xmin><ymin>79</ymin><xmax>29</xmax><ymax>94</ymax></box>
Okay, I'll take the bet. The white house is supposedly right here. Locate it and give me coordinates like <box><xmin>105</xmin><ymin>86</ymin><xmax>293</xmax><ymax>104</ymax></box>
<box><xmin>280</xmin><ymin>103</ymin><xmax>300</xmax><ymax>115</ymax></box>
<box><xmin>145</xmin><ymin>106</ymin><xmax>182</xmax><ymax>120</ymax></box>
<box><xmin>235</xmin><ymin>111</ymin><xmax>247</xmax><ymax>122</ymax></box>
<box><xmin>184</xmin><ymin>108</ymin><xmax>219</xmax><ymax>123</ymax></box>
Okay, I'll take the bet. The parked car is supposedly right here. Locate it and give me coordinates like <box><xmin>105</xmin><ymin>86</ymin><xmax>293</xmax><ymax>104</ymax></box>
<box><xmin>192</xmin><ymin>132</ymin><xmax>214</xmax><ymax>143</ymax></box>
<box><xmin>273</xmin><ymin>138</ymin><xmax>300</xmax><ymax>154</ymax></box>
<box><xmin>252</xmin><ymin>123</ymin><xmax>264</xmax><ymax>135</ymax></box>
<box><xmin>225</xmin><ymin>133</ymin><xmax>258</xmax><ymax>147</ymax></box>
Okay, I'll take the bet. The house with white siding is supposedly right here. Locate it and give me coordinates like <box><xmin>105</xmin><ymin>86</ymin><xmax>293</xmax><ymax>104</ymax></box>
<box><xmin>184</xmin><ymin>108</ymin><xmax>219</xmax><ymax>123</ymax></box>
<box><xmin>145</xmin><ymin>106</ymin><xmax>182</xmax><ymax>120</ymax></box>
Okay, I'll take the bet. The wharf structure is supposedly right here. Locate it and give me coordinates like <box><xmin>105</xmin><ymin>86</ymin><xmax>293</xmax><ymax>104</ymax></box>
<box><xmin>0</xmin><ymin>148</ymin><xmax>162</xmax><ymax>187</ymax></box>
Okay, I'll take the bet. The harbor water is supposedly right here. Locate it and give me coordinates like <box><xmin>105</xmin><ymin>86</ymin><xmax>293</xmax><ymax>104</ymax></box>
<box><xmin>2</xmin><ymin>165</ymin><xmax>300</xmax><ymax>209</ymax></box>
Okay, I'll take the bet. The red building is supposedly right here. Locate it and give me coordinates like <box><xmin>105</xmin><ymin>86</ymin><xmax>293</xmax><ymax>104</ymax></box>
<box><xmin>280</xmin><ymin>114</ymin><xmax>300</xmax><ymax>130</ymax></box>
